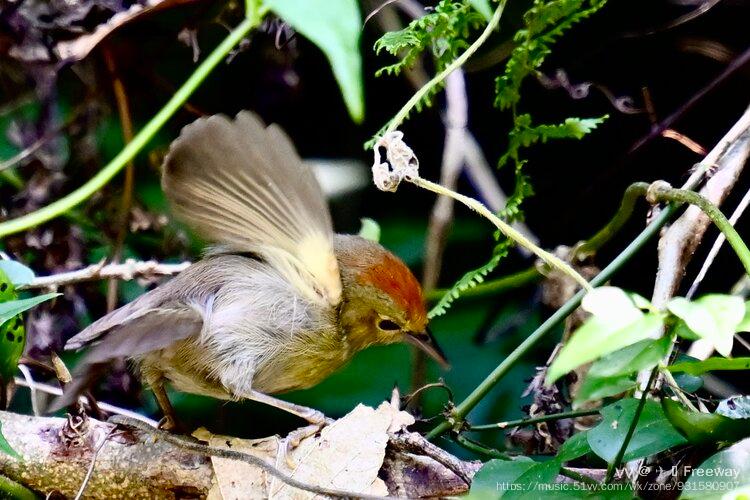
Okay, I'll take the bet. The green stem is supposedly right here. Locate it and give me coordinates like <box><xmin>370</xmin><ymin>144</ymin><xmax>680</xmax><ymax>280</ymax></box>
<box><xmin>0</xmin><ymin>474</ymin><xmax>37</xmax><ymax>500</ymax></box>
<box><xmin>427</xmin><ymin>204</ymin><xmax>677</xmax><ymax>440</ymax></box>
<box><xmin>454</xmin><ymin>434</ymin><xmax>509</xmax><ymax>458</ymax></box>
<box><xmin>426</xmin><ymin>266</ymin><xmax>540</xmax><ymax>302</ymax></box>
<box><xmin>375</xmin><ymin>0</ymin><xmax>508</xmax><ymax>140</ymax></box>
<box><xmin>575</xmin><ymin>182</ymin><xmax>650</xmax><ymax>259</ymax></box>
<box><xmin>0</xmin><ymin>15</ymin><xmax>264</xmax><ymax>239</ymax></box>
<box><xmin>605</xmin><ymin>368</ymin><xmax>658</xmax><ymax>483</ymax></box>
<box><xmin>648</xmin><ymin>184</ymin><xmax>750</xmax><ymax>277</ymax></box>
<box><xmin>469</xmin><ymin>408</ymin><xmax>599</xmax><ymax>431</ymax></box>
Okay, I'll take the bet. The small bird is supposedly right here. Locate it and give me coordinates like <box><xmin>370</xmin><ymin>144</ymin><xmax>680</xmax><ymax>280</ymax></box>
<box><xmin>61</xmin><ymin>111</ymin><xmax>447</xmax><ymax>429</ymax></box>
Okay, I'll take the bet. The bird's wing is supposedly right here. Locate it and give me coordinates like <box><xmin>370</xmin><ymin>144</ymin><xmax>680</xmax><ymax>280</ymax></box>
<box><xmin>162</xmin><ymin>112</ymin><xmax>342</xmax><ymax>307</ymax></box>
<box><xmin>66</xmin><ymin>306</ymin><xmax>203</xmax><ymax>358</ymax></box>
<box><xmin>55</xmin><ymin>305</ymin><xmax>203</xmax><ymax>412</ymax></box>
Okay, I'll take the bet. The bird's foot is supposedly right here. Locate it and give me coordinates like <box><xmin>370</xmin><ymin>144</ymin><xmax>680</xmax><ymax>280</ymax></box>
<box><xmin>157</xmin><ymin>415</ymin><xmax>186</xmax><ymax>433</ymax></box>
<box><xmin>299</xmin><ymin>407</ymin><xmax>332</xmax><ymax>427</ymax></box>
<box><xmin>281</xmin><ymin>423</ymin><xmax>324</xmax><ymax>468</ymax></box>
<box><xmin>281</xmin><ymin>412</ymin><xmax>333</xmax><ymax>468</ymax></box>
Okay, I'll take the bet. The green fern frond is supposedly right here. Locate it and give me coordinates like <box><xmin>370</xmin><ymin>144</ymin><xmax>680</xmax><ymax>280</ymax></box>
<box><xmin>499</xmin><ymin>114</ymin><xmax>608</xmax><ymax>167</ymax></box>
<box><xmin>495</xmin><ymin>0</ymin><xmax>608</xmax><ymax>110</ymax></box>
<box><xmin>374</xmin><ymin>0</ymin><xmax>483</xmax><ymax>78</ymax></box>
<box><xmin>498</xmin><ymin>170</ymin><xmax>534</xmax><ymax>222</ymax></box>
<box><xmin>429</xmin><ymin>240</ymin><xmax>511</xmax><ymax>318</ymax></box>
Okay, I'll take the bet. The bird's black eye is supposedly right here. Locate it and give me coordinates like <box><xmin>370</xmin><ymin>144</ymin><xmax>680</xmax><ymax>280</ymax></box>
<box><xmin>377</xmin><ymin>318</ymin><xmax>401</xmax><ymax>331</ymax></box>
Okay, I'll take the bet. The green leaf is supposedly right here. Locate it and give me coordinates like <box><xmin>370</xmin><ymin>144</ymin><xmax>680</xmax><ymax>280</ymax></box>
<box><xmin>580</xmin><ymin>286</ymin><xmax>642</xmax><ymax>323</ymax></box>
<box><xmin>672</xmin><ymin>372</ymin><xmax>704</xmax><ymax>393</ymax></box>
<box><xmin>505</xmin><ymin>459</ymin><xmax>564</xmax><ymax>500</ymax></box>
<box><xmin>557</xmin><ymin>431</ymin><xmax>592</xmax><ymax>462</ymax></box>
<box><xmin>667</xmin><ymin>295</ymin><xmax>745</xmax><ymax>357</ymax></box>
<box><xmin>574</xmin><ymin>337</ymin><xmax>672</xmax><ymax>405</ymax></box>
<box><xmin>546</xmin><ymin>313</ymin><xmax>663</xmax><ymax>385</ymax></box>
<box><xmin>588</xmin><ymin>399</ymin><xmax>686</xmax><ymax>463</ymax></box>
<box><xmin>267</xmin><ymin>0</ymin><xmax>364</xmax><ymax>122</ymax></box>
<box><xmin>429</xmin><ymin>241</ymin><xmax>509</xmax><ymax>318</ymax></box>
<box><xmin>495</xmin><ymin>0</ymin><xmax>608</xmax><ymax>110</ymax></box>
<box><xmin>588</xmin><ymin>336</ymin><xmax>672</xmax><ymax>379</ymax></box>
<box><xmin>0</xmin><ymin>270</ymin><xmax>15</xmax><ymax>303</ymax></box>
<box><xmin>466</xmin><ymin>458</ymin><xmax>535</xmax><ymax>499</ymax></box>
<box><xmin>669</xmin><ymin>357</ymin><xmax>750</xmax><ymax>376</ymax></box>
<box><xmin>663</xmin><ymin>398</ymin><xmax>750</xmax><ymax>445</ymax></box>
<box><xmin>499</xmin><ymin>115</ymin><xmax>608</xmax><ymax>167</ymax></box>
<box><xmin>0</xmin><ymin>421</ymin><xmax>20</xmax><ymax>459</ymax></box>
<box><xmin>673</xmin><ymin>320</ymin><xmax>701</xmax><ymax>341</ymax></box>
<box><xmin>575</xmin><ymin>374</ymin><xmax>636</xmax><ymax>406</ymax></box>
<box><xmin>469</xmin><ymin>0</ymin><xmax>493</xmax><ymax>21</ymax></box>
<box><xmin>0</xmin><ymin>261</ymin><xmax>34</xmax><ymax>287</ymax></box>
<box><xmin>357</xmin><ymin>217</ymin><xmax>381</xmax><ymax>242</ymax></box>
<box><xmin>630</xmin><ymin>293</ymin><xmax>654</xmax><ymax>311</ymax></box>
<box><xmin>736</xmin><ymin>300</ymin><xmax>750</xmax><ymax>332</ymax></box>
<box><xmin>0</xmin><ymin>293</ymin><xmax>60</xmax><ymax>326</ymax></box>
<box><xmin>681</xmin><ymin>437</ymin><xmax>750</xmax><ymax>499</ymax></box>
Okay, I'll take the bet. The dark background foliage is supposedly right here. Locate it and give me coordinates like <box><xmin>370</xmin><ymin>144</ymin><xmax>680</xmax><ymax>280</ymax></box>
<box><xmin>0</xmin><ymin>0</ymin><xmax>748</xmax><ymax>454</ymax></box>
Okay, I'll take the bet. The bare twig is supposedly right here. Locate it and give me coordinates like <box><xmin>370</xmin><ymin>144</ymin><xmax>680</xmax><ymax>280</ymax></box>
<box><xmin>469</xmin><ymin>408</ymin><xmax>600</xmax><ymax>431</ymax></box>
<box><xmin>21</xmin><ymin>259</ymin><xmax>190</xmax><ymax>290</ymax></box>
<box><xmin>661</xmin><ymin>129</ymin><xmax>707</xmax><ymax>155</ymax></box>
<box><xmin>74</xmin><ymin>426</ymin><xmax>117</xmax><ymax>500</ymax></box>
<box><xmin>651</xmin><ymin>105</ymin><xmax>750</xmax><ymax>308</ymax></box>
<box><xmin>1</xmin><ymin>401</ymin><xmax>476</xmax><ymax>497</ymax></box>
<box><xmin>103</xmin><ymin>46</ymin><xmax>137</xmax><ymax>313</ymax></box>
<box><xmin>16</xmin><ymin>365</ymin><xmax>40</xmax><ymax>416</ymax></box>
<box><xmin>13</xmin><ymin>376</ymin><xmax>158</xmax><ymax>426</ymax></box>
<box><xmin>629</xmin><ymin>47</ymin><xmax>750</xmax><ymax>155</ymax></box>
<box><xmin>422</xmin><ymin>70</ymin><xmax>469</xmax><ymax>292</ymax></box>
<box><xmin>687</xmin><ymin>185</ymin><xmax>750</xmax><ymax>299</ymax></box>
<box><xmin>686</xmin><ymin>185</ymin><xmax>750</xmax><ymax>361</ymax></box>
<box><xmin>0</xmin><ymin>108</ymin><xmax>86</xmax><ymax>172</ymax></box>
<box><xmin>389</xmin><ymin>431</ymin><xmax>477</xmax><ymax>485</ymax></box>
<box><xmin>627</xmin><ymin>104</ymin><xmax>750</xmax><ymax>487</ymax></box>
<box><xmin>621</xmin><ymin>0</ymin><xmax>722</xmax><ymax>38</ymax></box>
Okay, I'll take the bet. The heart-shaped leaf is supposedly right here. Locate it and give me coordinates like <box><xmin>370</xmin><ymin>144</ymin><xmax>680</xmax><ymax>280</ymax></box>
<box><xmin>267</xmin><ymin>0</ymin><xmax>364</xmax><ymax>122</ymax></box>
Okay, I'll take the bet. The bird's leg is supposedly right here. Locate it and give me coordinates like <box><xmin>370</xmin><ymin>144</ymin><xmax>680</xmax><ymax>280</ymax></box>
<box><xmin>150</xmin><ymin>380</ymin><xmax>181</xmax><ymax>432</ymax></box>
<box><xmin>246</xmin><ymin>390</ymin><xmax>332</xmax><ymax>467</ymax></box>
<box><xmin>246</xmin><ymin>390</ymin><xmax>330</xmax><ymax>426</ymax></box>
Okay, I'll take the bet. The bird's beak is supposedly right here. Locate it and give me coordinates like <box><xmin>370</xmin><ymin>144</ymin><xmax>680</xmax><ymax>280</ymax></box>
<box><xmin>406</xmin><ymin>328</ymin><xmax>450</xmax><ymax>369</ymax></box>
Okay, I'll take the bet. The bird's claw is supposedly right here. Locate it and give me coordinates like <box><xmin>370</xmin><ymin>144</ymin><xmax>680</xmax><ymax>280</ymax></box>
<box><xmin>157</xmin><ymin>415</ymin><xmax>183</xmax><ymax>433</ymax></box>
<box><xmin>300</xmin><ymin>408</ymin><xmax>332</xmax><ymax>427</ymax></box>
<box><xmin>281</xmin><ymin>419</ymin><xmax>330</xmax><ymax>468</ymax></box>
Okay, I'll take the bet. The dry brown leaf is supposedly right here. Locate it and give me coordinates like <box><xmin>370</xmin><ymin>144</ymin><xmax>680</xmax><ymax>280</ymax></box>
<box><xmin>198</xmin><ymin>402</ymin><xmax>415</xmax><ymax>499</ymax></box>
